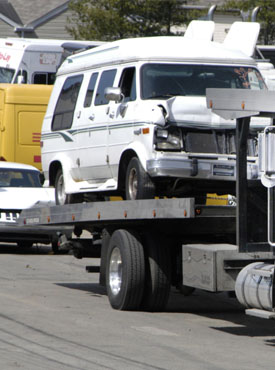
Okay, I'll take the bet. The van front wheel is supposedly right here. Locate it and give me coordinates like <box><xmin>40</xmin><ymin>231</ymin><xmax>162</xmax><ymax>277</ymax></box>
<box><xmin>125</xmin><ymin>157</ymin><xmax>155</xmax><ymax>200</ymax></box>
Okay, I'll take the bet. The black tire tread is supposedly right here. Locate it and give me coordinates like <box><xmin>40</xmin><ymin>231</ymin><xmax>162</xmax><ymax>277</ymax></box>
<box><xmin>141</xmin><ymin>233</ymin><xmax>171</xmax><ymax>311</ymax></box>
<box><xmin>126</xmin><ymin>157</ymin><xmax>155</xmax><ymax>200</ymax></box>
<box><xmin>107</xmin><ymin>229</ymin><xmax>145</xmax><ymax>311</ymax></box>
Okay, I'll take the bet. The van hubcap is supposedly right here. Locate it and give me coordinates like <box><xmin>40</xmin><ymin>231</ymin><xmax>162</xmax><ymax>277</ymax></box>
<box><xmin>128</xmin><ymin>168</ymin><xmax>137</xmax><ymax>200</ymax></box>
<box><xmin>57</xmin><ymin>174</ymin><xmax>66</xmax><ymax>205</ymax></box>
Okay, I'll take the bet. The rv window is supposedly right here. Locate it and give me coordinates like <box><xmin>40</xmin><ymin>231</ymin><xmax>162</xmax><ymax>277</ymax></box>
<box><xmin>48</xmin><ymin>73</ymin><xmax>56</xmax><ymax>85</ymax></box>
<box><xmin>0</xmin><ymin>67</ymin><xmax>15</xmax><ymax>83</ymax></box>
<box><xmin>84</xmin><ymin>72</ymin><xmax>98</xmax><ymax>107</ymax></box>
<box><xmin>52</xmin><ymin>74</ymin><xmax>83</xmax><ymax>131</ymax></box>
<box><xmin>33</xmin><ymin>73</ymin><xmax>47</xmax><ymax>84</ymax></box>
<box><xmin>95</xmin><ymin>69</ymin><xmax>116</xmax><ymax>106</ymax></box>
<box><xmin>33</xmin><ymin>72</ymin><xmax>55</xmax><ymax>85</ymax></box>
<box><xmin>141</xmin><ymin>64</ymin><xmax>266</xmax><ymax>99</ymax></box>
<box><xmin>119</xmin><ymin>67</ymin><xmax>136</xmax><ymax>102</ymax></box>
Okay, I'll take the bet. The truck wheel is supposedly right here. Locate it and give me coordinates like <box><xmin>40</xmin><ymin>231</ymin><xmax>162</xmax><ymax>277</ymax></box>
<box><xmin>125</xmin><ymin>157</ymin><xmax>155</xmax><ymax>200</ymax></box>
<box><xmin>141</xmin><ymin>233</ymin><xmax>171</xmax><ymax>312</ymax></box>
<box><xmin>17</xmin><ymin>241</ymin><xmax>33</xmax><ymax>248</ymax></box>
<box><xmin>106</xmin><ymin>229</ymin><xmax>145</xmax><ymax>310</ymax></box>
<box><xmin>99</xmin><ymin>229</ymin><xmax>111</xmax><ymax>287</ymax></box>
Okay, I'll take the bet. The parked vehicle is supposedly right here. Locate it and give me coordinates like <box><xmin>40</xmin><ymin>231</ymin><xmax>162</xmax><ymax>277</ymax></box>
<box><xmin>0</xmin><ymin>38</ymin><xmax>103</xmax><ymax>85</ymax></box>
<box><xmin>41</xmin><ymin>21</ymin><xmax>268</xmax><ymax>205</ymax></box>
<box><xmin>0</xmin><ymin>161</ymin><xmax>58</xmax><ymax>249</ymax></box>
<box><xmin>0</xmin><ymin>83</ymin><xmax>52</xmax><ymax>170</ymax></box>
<box><xmin>0</xmin><ymin>161</ymin><xmax>54</xmax><ymax>215</ymax></box>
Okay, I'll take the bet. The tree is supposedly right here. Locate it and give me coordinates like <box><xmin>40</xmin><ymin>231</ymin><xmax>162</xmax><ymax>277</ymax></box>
<box><xmin>66</xmin><ymin>0</ymin><xmax>203</xmax><ymax>41</ymax></box>
<box><xmin>223</xmin><ymin>0</ymin><xmax>275</xmax><ymax>44</ymax></box>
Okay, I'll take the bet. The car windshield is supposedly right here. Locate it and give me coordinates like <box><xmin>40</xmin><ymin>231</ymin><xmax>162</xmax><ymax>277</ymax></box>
<box><xmin>0</xmin><ymin>169</ymin><xmax>41</xmax><ymax>187</ymax></box>
<box><xmin>141</xmin><ymin>63</ymin><xmax>266</xmax><ymax>99</ymax></box>
<box><xmin>0</xmin><ymin>67</ymin><xmax>15</xmax><ymax>83</ymax></box>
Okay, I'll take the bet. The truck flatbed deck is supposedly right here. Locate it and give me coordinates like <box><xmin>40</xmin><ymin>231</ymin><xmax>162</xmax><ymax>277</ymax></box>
<box><xmin>20</xmin><ymin>198</ymin><xmax>236</xmax><ymax>241</ymax></box>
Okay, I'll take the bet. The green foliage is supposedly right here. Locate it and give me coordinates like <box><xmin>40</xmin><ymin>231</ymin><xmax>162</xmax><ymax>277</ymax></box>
<box><xmin>223</xmin><ymin>0</ymin><xmax>275</xmax><ymax>44</ymax></box>
<box><xmin>66</xmin><ymin>0</ymin><xmax>205</xmax><ymax>41</ymax></box>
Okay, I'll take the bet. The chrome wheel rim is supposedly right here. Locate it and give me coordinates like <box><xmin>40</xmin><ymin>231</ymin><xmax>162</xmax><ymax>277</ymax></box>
<box><xmin>128</xmin><ymin>168</ymin><xmax>137</xmax><ymax>200</ymax></box>
<box><xmin>57</xmin><ymin>174</ymin><xmax>66</xmax><ymax>205</ymax></box>
<box><xmin>109</xmin><ymin>247</ymin><xmax>122</xmax><ymax>295</ymax></box>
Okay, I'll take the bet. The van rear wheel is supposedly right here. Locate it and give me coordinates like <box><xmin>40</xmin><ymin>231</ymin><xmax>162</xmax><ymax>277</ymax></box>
<box><xmin>125</xmin><ymin>157</ymin><xmax>155</xmax><ymax>200</ymax></box>
<box><xmin>55</xmin><ymin>169</ymin><xmax>76</xmax><ymax>205</ymax></box>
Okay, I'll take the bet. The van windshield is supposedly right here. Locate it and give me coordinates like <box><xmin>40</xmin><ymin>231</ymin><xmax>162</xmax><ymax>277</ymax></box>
<box><xmin>141</xmin><ymin>64</ymin><xmax>266</xmax><ymax>99</ymax></box>
<box><xmin>0</xmin><ymin>67</ymin><xmax>15</xmax><ymax>83</ymax></box>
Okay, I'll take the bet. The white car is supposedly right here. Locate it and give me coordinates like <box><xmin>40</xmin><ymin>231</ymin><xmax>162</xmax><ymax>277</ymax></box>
<box><xmin>0</xmin><ymin>162</ymin><xmax>61</xmax><ymax>250</ymax></box>
<box><xmin>0</xmin><ymin>161</ymin><xmax>55</xmax><ymax>222</ymax></box>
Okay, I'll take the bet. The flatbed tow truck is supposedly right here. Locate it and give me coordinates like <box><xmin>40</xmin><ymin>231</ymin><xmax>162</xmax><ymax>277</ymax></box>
<box><xmin>19</xmin><ymin>89</ymin><xmax>275</xmax><ymax>316</ymax></box>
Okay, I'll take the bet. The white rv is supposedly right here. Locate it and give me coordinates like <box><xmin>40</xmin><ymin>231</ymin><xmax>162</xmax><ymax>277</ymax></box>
<box><xmin>41</xmin><ymin>21</ymin><xmax>268</xmax><ymax>205</ymax></box>
<box><xmin>0</xmin><ymin>38</ymin><xmax>103</xmax><ymax>85</ymax></box>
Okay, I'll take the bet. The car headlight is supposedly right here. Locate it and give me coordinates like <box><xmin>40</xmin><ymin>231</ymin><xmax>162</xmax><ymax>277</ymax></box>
<box><xmin>155</xmin><ymin>127</ymin><xmax>182</xmax><ymax>151</ymax></box>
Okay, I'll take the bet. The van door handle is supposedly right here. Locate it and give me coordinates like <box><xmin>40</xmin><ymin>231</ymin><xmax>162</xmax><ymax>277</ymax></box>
<box><xmin>89</xmin><ymin>114</ymin><xmax>95</xmax><ymax>121</ymax></box>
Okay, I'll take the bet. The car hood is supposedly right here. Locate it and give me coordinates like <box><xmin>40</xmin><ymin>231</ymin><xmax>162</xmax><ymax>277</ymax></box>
<box><xmin>0</xmin><ymin>187</ymin><xmax>55</xmax><ymax>210</ymax></box>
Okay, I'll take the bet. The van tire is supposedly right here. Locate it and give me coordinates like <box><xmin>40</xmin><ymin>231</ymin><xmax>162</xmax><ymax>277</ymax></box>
<box><xmin>125</xmin><ymin>157</ymin><xmax>155</xmax><ymax>200</ymax></box>
<box><xmin>54</xmin><ymin>169</ymin><xmax>73</xmax><ymax>205</ymax></box>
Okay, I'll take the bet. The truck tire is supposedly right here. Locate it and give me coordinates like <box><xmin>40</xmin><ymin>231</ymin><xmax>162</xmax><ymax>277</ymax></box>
<box><xmin>51</xmin><ymin>240</ymin><xmax>59</xmax><ymax>254</ymax></box>
<box><xmin>17</xmin><ymin>241</ymin><xmax>33</xmax><ymax>248</ymax></box>
<box><xmin>106</xmin><ymin>229</ymin><xmax>145</xmax><ymax>310</ymax></box>
<box><xmin>125</xmin><ymin>157</ymin><xmax>155</xmax><ymax>200</ymax></box>
<box><xmin>99</xmin><ymin>229</ymin><xmax>111</xmax><ymax>287</ymax></box>
<box><xmin>141</xmin><ymin>233</ymin><xmax>171</xmax><ymax>311</ymax></box>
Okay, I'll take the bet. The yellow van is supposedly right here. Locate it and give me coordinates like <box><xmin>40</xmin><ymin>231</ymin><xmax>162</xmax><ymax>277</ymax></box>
<box><xmin>0</xmin><ymin>84</ymin><xmax>52</xmax><ymax>170</ymax></box>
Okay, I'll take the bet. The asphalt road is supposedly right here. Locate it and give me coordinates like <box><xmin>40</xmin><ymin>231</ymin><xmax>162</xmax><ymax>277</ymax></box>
<box><xmin>0</xmin><ymin>243</ymin><xmax>275</xmax><ymax>370</ymax></box>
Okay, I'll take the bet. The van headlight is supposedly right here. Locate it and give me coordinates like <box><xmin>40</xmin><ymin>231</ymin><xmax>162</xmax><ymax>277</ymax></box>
<box><xmin>155</xmin><ymin>127</ymin><xmax>182</xmax><ymax>151</ymax></box>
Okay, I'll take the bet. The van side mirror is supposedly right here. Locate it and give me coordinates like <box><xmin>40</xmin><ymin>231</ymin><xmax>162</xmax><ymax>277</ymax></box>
<box><xmin>105</xmin><ymin>87</ymin><xmax>123</xmax><ymax>103</ymax></box>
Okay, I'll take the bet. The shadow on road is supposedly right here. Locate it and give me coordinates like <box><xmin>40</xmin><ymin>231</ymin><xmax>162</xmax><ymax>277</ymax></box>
<box><xmin>55</xmin><ymin>282</ymin><xmax>275</xmax><ymax>340</ymax></box>
<box><xmin>56</xmin><ymin>282</ymin><xmax>107</xmax><ymax>297</ymax></box>
<box><xmin>0</xmin><ymin>242</ymin><xmax>71</xmax><ymax>255</ymax></box>
<box><xmin>0</xmin><ymin>243</ymin><xmax>53</xmax><ymax>254</ymax></box>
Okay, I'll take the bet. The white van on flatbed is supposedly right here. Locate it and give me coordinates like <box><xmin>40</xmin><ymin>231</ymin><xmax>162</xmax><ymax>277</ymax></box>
<box><xmin>41</xmin><ymin>21</ymin><xmax>268</xmax><ymax>205</ymax></box>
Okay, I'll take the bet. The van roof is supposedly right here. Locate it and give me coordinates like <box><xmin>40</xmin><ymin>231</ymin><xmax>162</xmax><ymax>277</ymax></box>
<box><xmin>59</xmin><ymin>36</ymin><xmax>256</xmax><ymax>75</ymax></box>
<box><xmin>0</xmin><ymin>83</ymin><xmax>52</xmax><ymax>104</ymax></box>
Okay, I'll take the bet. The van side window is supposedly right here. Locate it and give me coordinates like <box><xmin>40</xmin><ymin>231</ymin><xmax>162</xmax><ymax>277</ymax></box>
<box><xmin>52</xmin><ymin>74</ymin><xmax>83</xmax><ymax>131</ymax></box>
<box><xmin>84</xmin><ymin>72</ymin><xmax>98</xmax><ymax>107</ymax></box>
<box><xmin>119</xmin><ymin>67</ymin><xmax>136</xmax><ymax>102</ymax></box>
<box><xmin>95</xmin><ymin>69</ymin><xmax>116</xmax><ymax>106</ymax></box>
